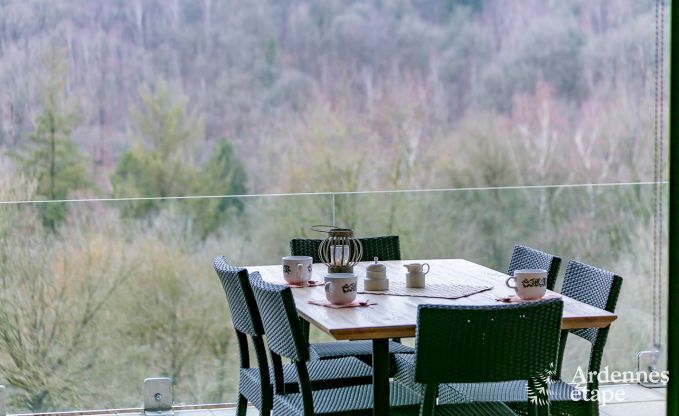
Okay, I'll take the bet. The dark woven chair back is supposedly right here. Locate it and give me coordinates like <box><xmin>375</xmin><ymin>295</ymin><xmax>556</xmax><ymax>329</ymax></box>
<box><xmin>213</xmin><ymin>257</ymin><xmax>274</xmax><ymax>414</ymax></box>
<box><xmin>553</xmin><ymin>260</ymin><xmax>623</xmax><ymax>406</ymax></box>
<box><xmin>250</xmin><ymin>278</ymin><xmax>310</xmax><ymax>362</ymax></box>
<box><xmin>560</xmin><ymin>260</ymin><xmax>622</xmax><ymax>347</ymax></box>
<box><xmin>290</xmin><ymin>235</ymin><xmax>402</xmax><ymax>263</ymax></box>
<box><xmin>414</xmin><ymin>299</ymin><xmax>563</xmax><ymax>385</ymax></box>
<box><xmin>213</xmin><ymin>256</ymin><xmax>264</xmax><ymax>336</ymax></box>
<box><xmin>507</xmin><ymin>244</ymin><xmax>562</xmax><ymax>291</ymax></box>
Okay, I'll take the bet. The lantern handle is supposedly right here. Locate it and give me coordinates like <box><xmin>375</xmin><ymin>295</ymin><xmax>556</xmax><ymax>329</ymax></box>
<box><xmin>311</xmin><ymin>225</ymin><xmax>351</xmax><ymax>234</ymax></box>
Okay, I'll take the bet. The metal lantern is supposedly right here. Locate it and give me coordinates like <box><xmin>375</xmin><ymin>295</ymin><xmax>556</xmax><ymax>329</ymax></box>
<box><xmin>312</xmin><ymin>225</ymin><xmax>363</xmax><ymax>273</ymax></box>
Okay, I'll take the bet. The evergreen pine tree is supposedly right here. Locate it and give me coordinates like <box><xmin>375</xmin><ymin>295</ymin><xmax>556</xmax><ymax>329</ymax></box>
<box><xmin>11</xmin><ymin>47</ymin><xmax>90</xmax><ymax>230</ymax></box>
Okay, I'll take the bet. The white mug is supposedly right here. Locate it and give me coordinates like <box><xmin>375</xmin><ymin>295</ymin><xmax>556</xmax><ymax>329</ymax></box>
<box><xmin>282</xmin><ymin>256</ymin><xmax>313</xmax><ymax>285</ymax></box>
<box><xmin>506</xmin><ymin>269</ymin><xmax>547</xmax><ymax>300</ymax></box>
<box><xmin>324</xmin><ymin>273</ymin><xmax>358</xmax><ymax>305</ymax></box>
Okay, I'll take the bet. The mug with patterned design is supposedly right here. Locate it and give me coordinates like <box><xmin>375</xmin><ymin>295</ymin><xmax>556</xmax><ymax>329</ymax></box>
<box><xmin>324</xmin><ymin>273</ymin><xmax>358</xmax><ymax>305</ymax></box>
<box><xmin>506</xmin><ymin>269</ymin><xmax>547</xmax><ymax>300</ymax></box>
<box><xmin>282</xmin><ymin>256</ymin><xmax>313</xmax><ymax>285</ymax></box>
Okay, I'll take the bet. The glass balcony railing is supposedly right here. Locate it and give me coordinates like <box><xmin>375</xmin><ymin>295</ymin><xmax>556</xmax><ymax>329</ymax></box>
<box><xmin>0</xmin><ymin>182</ymin><xmax>667</xmax><ymax>413</ymax></box>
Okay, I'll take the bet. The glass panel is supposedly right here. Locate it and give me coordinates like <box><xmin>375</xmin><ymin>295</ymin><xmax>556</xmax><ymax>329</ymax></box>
<box><xmin>336</xmin><ymin>183</ymin><xmax>667</xmax><ymax>380</ymax></box>
<box><xmin>0</xmin><ymin>194</ymin><xmax>332</xmax><ymax>412</ymax></box>
<box><xmin>0</xmin><ymin>185</ymin><xmax>668</xmax><ymax>412</ymax></box>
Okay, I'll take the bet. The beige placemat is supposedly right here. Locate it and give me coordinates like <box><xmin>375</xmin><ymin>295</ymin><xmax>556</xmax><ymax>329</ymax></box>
<box><xmin>358</xmin><ymin>281</ymin><xmax>492</xmax><ymax>300</ymax></box>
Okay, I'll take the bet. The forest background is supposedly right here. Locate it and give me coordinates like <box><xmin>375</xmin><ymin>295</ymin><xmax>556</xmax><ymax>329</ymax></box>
<box><xmin>0</xmin><ymin>0</ymin><xmax>668</xmax><ymax>412</ymax></box>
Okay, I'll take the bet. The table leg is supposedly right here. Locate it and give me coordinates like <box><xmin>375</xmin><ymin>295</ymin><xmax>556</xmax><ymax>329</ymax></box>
<box><xmin>372</xmin><ymin>338</ymin><xmax>390</xmax><ymax>416</ymax></box>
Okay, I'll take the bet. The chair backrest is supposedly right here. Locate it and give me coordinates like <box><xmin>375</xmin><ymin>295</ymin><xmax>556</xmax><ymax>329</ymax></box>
<box><xmin>560</xmin><ymin>260</ymin><xmax>622</xmax><ymax>375</ymax></box>
<box><xmin>250</xmin><ymin>277</ymin><xmax>309</xmax><ymax>362</ymax></box>
<box><xmin>507</xmin><ymin>244</ymin><xmax>562</xmax><ymax>291</ymax></box>
<box><xmin>213</xmin><ymin>256</ymin><xmax>264</xmax><ymax>336</ymax></box>
<box><xmin>414</xmin><ymin>299</ymin><xmax>563</xmax><ymax>385</ymax></box>
<box><xmin>290</xmin><ymin>235</ymin><xmax>401</xmax><ymax>263</ymax></box>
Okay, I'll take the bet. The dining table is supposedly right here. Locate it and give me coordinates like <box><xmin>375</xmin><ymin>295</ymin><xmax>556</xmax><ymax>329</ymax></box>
<box><xmin>252</xmin><ymin>258</ymin><xmax>618</xmax><ymax>416</ymax></box>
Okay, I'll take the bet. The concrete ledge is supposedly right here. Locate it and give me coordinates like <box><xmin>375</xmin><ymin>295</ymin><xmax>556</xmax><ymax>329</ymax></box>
<box><xmin>11</xmin><ymin>403</ymin><xmax>238</xmax><ymax>416</ymax></box>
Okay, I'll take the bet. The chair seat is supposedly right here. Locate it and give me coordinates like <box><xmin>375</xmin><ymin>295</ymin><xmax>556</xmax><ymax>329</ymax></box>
<box><xmin>310</xmin><ymin>340</ymin><xmax>415</xmax><ymax>363</ymax></box>
<box><xmin>439</xmin><ymin>379</ymin><xmax>592</xmax><ymax>416</ymax></box>
<box><xmin>393</xmin><ymin>353</ymin><xmax>423</xmax><ymax>394</ymax></box>
<box><xmin>395</xmin><ymin>353</ymin><xmax>584</xmax><ymax>416</ymax></box>
<box><xmin>274</xmin><ymin>382</ymin><xmax>422</xmax><ymax>416</ymax></box>
<box><xmin>439</xmin><ymin>380</ymin><xmax>587</xmax><ymax>404</ymax></box>
<box><xmin>241</xmin><ymin>356</ymin><xmax>372</xmax><ymax>398</ymax></box>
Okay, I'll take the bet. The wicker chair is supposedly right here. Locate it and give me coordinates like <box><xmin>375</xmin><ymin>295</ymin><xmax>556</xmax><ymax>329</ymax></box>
<box><xmin>542</xmin><ymin>260</ymin><xmax>623</xmax><ymax>416</ymax></box>
<box><xmin>508</xmin><ymin>244</ymin><xmax>562</xmax><ymax>291</ymax></box>
<box><xmin>290</xmin><ymin>235</ymin><xmax>402</xmax><ymax>263</ymax></box>
<box><xmin>395</xmin><ymin>260</ymin><xmax>621</xmax><ymax>416</ymax></box>
<box><xmin>507</xmin><ymin>261</ymin><xmax>623</xmax><ymax>416</ymax></box>
<box><xmin>250</xmin><ymin>276</ymin><xmax>422</xmax><ymax>416</ymax></box>
<box><xmin>290</xmin><ymin>235</ymin><xmax>414</xmax><ymax>364</ymax></box>
<box><xmin>213</xmin><ymin>257</ymin><xmax>373</xmax><ymax>416</ymax></box>
<box><xmin>404</xmin><ymin>300</ymin><xmax>563</xmax><ymax>416</ymax></box>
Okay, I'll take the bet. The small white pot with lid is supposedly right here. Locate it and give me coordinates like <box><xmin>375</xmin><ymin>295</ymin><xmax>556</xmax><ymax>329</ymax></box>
<box><xmin>364</xmin><ymin>257</ymin><xmax>389</xmax><ymax>291</ymax></box>
<box><xmin>366</xmin><ymin>257</ymin><xmax>387</xmax><ymax>280</ymax></box>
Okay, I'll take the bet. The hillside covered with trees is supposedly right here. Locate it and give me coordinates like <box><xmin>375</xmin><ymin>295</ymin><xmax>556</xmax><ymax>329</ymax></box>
<box><xmin>0</xmin><ymin>0</ymin><xmax>666</xmax><ymax>412</ymax></box>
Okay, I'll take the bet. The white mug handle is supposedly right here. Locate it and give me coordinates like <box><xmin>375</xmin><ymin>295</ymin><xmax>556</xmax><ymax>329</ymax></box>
<box><xmin>506</xmin><ymin>276</ymin><xmax>517</xmax><ymax>289</ymax></box>
<box><xmin>422</xmin><ymin>263</ymin><xmax>430</xmax><ymax>275</ymax></box>
<box><xmin>325</xmin><ymin>282</ymin><xmax>334</xmax><ymax>294</ymax></box>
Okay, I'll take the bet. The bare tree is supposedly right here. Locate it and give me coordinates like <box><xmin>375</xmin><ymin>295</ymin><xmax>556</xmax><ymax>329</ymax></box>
<box><xmin>0</xmin><ymin>210</ymin><xmax>135</xmax><ymax>411</ymax></box>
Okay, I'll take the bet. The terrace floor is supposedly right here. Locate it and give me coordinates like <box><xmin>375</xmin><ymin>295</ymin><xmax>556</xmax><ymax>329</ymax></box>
<box><xmin>17</xmin><ymin>383</ymin><xmax>663</xmax><ymax>416</ymax></box>
<box><xmin>594</xmin><ymin>383</ymin><xmax>665</xmax><ymax>415</ymax></box>
<box><xmin>206</xmin><ymin>384</ymin><xmax>664</xmax><ymax>416</ymax></box>
<box><xmin>208</xmin><ymin>384</ymin><xmax>666</xmax><ymax>415</ymax></box>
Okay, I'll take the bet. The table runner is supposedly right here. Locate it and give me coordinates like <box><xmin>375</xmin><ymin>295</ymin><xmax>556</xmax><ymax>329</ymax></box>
<box><xmin>358</xmin><ymin>281</ymin><xmax>492</xmax><ymax>300</ymax></box>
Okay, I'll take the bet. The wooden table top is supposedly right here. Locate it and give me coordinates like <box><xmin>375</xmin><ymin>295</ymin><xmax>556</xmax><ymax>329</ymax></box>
<box><xmin>252</xmin><ymin>259</ymin><xmax>618</xmax><ymax>341</ymax></box>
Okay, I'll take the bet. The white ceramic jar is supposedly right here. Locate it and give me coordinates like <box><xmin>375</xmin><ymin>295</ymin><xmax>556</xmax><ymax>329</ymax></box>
<box><xmin>366</xmin><ymin>257</ymin><xmax>387</xmax><ymax>279</ymax></box>
<box><xmin>364</xmin><ymin>257</ymin><xmax>389</xmax><ymax>291</ymax></box>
